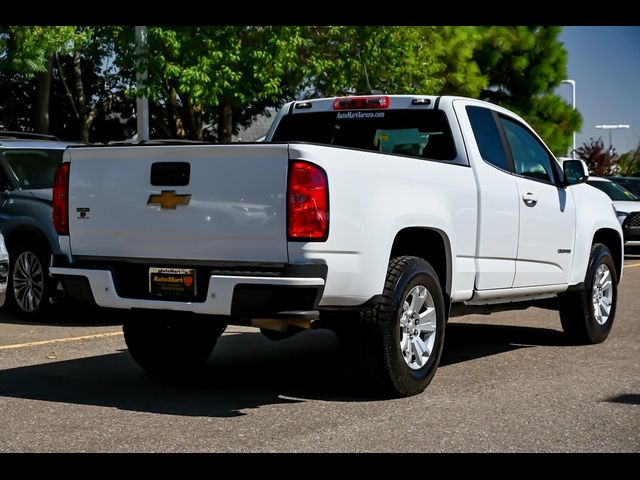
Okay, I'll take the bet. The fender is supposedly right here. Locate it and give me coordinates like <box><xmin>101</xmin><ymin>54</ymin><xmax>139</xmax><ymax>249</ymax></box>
<box><xmin>569</xmin><ymin>183</ymin><xmax>624</xmax><ymax>285</ymax></box>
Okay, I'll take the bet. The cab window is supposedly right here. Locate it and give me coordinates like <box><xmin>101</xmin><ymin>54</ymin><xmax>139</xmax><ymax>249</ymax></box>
<box><xmin>499</xmin><ymin>117</ymin><xmax>557</xmax><ymax>184</ymax></box>
<box><xmin>466</xmin><ymin>106</ymin><xmax>510</xmax><ymax>171</ymax></box>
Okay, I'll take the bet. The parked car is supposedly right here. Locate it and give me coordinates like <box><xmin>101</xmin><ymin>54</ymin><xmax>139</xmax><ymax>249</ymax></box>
<box><xmin>609</xmin><ymin>176</ymin><xmax>640</xmax><ymax>197</ymax></box>
<box><xmin>51</xmin><ymin>95</ymin><xmax>623</xmax><ymax>397</ymax></box>
<box><xmin>587</xmin><ymin>177</ymin><xmax>640</xmax><ymax>246</ymax></box>
<box><xmin>0</xmin><ymin>232</ymin><xmax>9</xmax><ymax>308</ymax></box>
<box><xmin>0</xmin><ymin>132</ymin><xmax>73</xmax><ymax>317</ymax></box>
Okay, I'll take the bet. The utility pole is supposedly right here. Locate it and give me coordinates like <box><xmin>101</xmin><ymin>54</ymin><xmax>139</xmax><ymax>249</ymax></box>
<box><xmin>135</xmin><ymin>26</ymin><xmax>149</xmax><ymax>142</ymax></box>
<box><xmin>561</xmin><ymin>80</ymin><xmax>576</xmax><ymax>159</ymax></box>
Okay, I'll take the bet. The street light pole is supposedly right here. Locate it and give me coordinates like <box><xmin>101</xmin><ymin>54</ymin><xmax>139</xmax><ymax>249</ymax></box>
<box><xmin>595</xmin><ymin>124</ymin><xmax>630</xmax><ymax>154</ymax></box>
<box><xmin>135</xmin><ymin>26</ymin><xmax>149</xmax><ymax>142</ymax></box>
<box><xmin>561</xmin><ymin>79</ymin><xmax>576</xmax><ymax>159</ymax></box>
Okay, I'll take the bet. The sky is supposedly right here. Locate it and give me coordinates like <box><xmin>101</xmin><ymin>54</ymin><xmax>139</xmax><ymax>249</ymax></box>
<box><xmin>557</xmin><ymin>26</ymin><xmax>640</xmax><ymax>155</ymax></box>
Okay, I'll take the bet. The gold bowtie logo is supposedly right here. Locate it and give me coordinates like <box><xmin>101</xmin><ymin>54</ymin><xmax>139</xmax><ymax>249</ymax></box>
<box><xmin>147</xmin><ymin>190</ymin><xmax>191</xmax><ymax>210</ymax></box>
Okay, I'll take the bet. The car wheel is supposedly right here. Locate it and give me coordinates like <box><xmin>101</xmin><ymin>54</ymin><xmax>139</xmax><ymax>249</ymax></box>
<box><xmin>8</xmin><ymin>242</ymin><xmax>53</xmax><ymax>318</ymax></box>
<box><xmin>260</xmin><ymin>328</ymin><xmax>296</xmax><ymax>341</ymax></box>
<box><xmin>357</xmin><ymin>256</ymin><xmax>446</xmax><ymax>397</ymax></box>
<box><xmin>559</xmin><ymin>243</ymin><xmax>617</xmax><ymax>344</ymax></box>
<box><xmin>123</xmin><ymin>314</ymin><xmax>225</xmax><ymax>377</ymax></box>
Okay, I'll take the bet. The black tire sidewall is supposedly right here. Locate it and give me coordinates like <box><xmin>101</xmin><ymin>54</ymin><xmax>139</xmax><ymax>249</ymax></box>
<box><xmin>385</xmin><ymin>259</ymin><xmax>446</xmax><ymax>394</ymax></box>
<box><xmin>123</xmin><ymin>315</ymin><xmax>220</xmax><ymax>375</ymax></box>
<box><xmin>582</xmin><ymin>244</ymin><xmax>617</xmax><ymax>343</ymax></box>
<box><xmin>7</xmin><ymin>241</ymin><xmax>52</xmax><ymax>317</ymax></box>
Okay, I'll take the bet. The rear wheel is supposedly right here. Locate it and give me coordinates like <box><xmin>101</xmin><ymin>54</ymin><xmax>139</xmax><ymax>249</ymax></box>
<box><xmin>260</xmin><ymin>328</ymin><xmax>296</xmax><ymax>341</ymax></box>
<box><xmin>123</xmin><ymin>314</ymin><xmax>225</xmax><ymax>377</ymax></box>
<box><xmin>559</xmin><ymin>243</ymin><xmax>617</xmax><ymax>344</ymax></box>
<box><xmin>356</xmin><ymin>256</ymin><xmax>446</xmax><ymax>397</ymax></box>
<box><xmin>7</xmin><ymin>241</ymin><xmax>53</xmax><ymax>318</ymax></box>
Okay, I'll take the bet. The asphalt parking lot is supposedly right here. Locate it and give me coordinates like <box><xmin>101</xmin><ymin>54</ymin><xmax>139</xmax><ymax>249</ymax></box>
<box><xmin>0</xmin><ymin>251</ymin><xmax>639</xmax><ymax>452</ymax></box>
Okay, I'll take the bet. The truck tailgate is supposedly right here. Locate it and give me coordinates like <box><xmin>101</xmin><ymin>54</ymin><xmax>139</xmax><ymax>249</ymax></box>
<box><xmin>66</xmin><ymin>144</ymin><xmax>289</xmax><ymax>263</ymax></box>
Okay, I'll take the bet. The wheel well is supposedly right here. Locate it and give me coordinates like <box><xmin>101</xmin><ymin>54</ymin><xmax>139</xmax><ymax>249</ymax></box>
<box><xmin>593</xmin><ymin>228</ymin><xmax>622</xmax><ymax>282</ymax></box>
<box><xmin>390</xmin><ymin>228</ymin><xmax>451</xmax><ymax>299</ymax></box>
<box><xmin>5</xmin><ymin>228</ymin><xmax>51</xmax><ymax>256</ymax></box>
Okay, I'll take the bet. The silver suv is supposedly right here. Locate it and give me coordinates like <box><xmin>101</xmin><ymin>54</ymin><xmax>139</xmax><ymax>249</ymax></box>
<box><xmin>0</xmin><ymin>132</ymin><xmax>73</xmax><ymax>317</ymax></box>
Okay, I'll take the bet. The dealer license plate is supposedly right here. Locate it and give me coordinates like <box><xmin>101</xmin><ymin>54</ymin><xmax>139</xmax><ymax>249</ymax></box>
<box><xmin>149</xmin><ymin>267</ymin><xmax>197</xmax><ymax>298</ymax></box>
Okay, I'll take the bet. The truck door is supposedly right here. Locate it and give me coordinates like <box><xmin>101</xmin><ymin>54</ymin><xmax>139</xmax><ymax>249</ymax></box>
<box><xmin>497</xmin><ymin>116</ymin><xmax>576</xmax><ymax>287</ymax></box>
<box><xmin>456</xmin><ymin>102</ymin><xmax>519</xmax><ymax>290</ymax></box>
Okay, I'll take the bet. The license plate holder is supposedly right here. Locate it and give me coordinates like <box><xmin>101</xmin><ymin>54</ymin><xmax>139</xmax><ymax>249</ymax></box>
<box><xmin>149</xmin><ymin>267</ymin><xmax>197</xmax><ymax>299</ymax></box>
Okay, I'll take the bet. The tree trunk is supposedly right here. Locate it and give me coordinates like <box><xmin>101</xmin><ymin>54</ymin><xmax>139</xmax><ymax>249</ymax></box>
<box><xmin>73</xmin><ymin>50</ymin><xmax>89</xmax><ymax>142</ymax></box>
<box><xmin>193</xmin><ymin>109</ymin><xmax>203</xmax><ymax>140</ymax></box>
<box><xmin>217</xmin><ymin>97</ymin><xmax>233</xmax><ymax>143</ymax></box>
<box><xmin>34</xmin><ymin>55</ymin><xmax>54</xmax><ymax>134</ymax></box>
<box><xmin>183</xmin><ymin>97</ymin><xmax>203</xmax><ymax>141</ymax></box>
<box><xmin>168</xmin><ymin>86</ymin><xmax>185</xmax><ymax>139</ymax></box>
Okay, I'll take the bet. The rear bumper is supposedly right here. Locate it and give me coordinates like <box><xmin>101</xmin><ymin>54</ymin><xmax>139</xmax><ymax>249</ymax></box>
<box><xmin>50</xmin><ymin>256</ymin><xmax>326</xmax><ymax>317</ymax></box>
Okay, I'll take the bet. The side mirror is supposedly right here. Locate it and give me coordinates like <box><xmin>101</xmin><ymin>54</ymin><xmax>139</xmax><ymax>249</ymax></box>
<box><xmin>562</xmin><ymin>159</ymin><xmax>589</xmax><ymax>186</ymax></box>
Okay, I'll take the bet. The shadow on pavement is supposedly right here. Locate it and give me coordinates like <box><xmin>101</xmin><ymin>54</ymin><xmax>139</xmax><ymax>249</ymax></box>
<box><xmin>606</xmin><ymin>393</ymin><xmax>640</xmax><ymax>405</ymax></box>
<box><xmin>441</xmin><ymin>322</ymin><xmax>567</xmax><ymax>366</ymax></box>
<box><xmin>0</xmin><ymin>322</ymin><xmax>568</xmax><ymax>417</ymax></box>
<box><xmin>0</xmin><ymin>305</ymin><xmax>134</xmax><ymax>327</ymax></box>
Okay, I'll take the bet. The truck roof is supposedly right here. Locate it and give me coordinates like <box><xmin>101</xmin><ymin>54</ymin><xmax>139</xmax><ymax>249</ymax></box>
<box><xmin>284</xmin><ymin>94</ymin><xmax>509</xmax><ymax>112</ymax></box>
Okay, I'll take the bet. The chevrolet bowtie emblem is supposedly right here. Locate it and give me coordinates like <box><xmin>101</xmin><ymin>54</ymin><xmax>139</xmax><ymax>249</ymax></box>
<box><xmin>147</xmin><ymin>190</ymin><xmax>191</xmax><ymax>210</ymax></box>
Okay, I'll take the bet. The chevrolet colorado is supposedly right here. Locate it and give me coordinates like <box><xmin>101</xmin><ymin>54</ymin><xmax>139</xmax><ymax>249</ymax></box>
<box><xmin>50</xmin><ymin>95</ymin><xmax>623</xmax><ymax>396</ymax></box>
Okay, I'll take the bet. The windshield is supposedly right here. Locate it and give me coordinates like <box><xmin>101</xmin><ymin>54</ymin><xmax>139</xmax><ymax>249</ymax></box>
<box><xmin>587</xmin><ymin>179</ymin><xmax>639</xmax><ymax>201</ymax></box>
<box><xmin>2</xmin><ymin>149</ymin><xmax>64</xmax><ymax>190</ymax></box>
<box><xmin>272</xmin><ymin>110</ymin><xmax>457</xmax><ymax>161</ymax></box>
<box><xmin>610</xmin><ymin>178</ymin><xmax>640</xmax><ymax>196</ymax></box>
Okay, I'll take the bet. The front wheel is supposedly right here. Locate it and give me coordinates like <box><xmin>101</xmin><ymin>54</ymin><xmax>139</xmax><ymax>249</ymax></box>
<box><xmin>357</xmin><ymin>256</ymin><xmax>446</xmax><ymax>397</ymax></box>
<box><xmin>559</xmin><ymin>243</ymin><xmax>618</xmax><ymax>344</ymax></box>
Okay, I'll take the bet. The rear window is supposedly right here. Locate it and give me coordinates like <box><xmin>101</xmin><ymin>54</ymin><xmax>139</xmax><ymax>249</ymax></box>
<box><xmin>2</xmin><ymin>149</ymin><xmax>63</xmax><ymax>190</ymax></box>
<box><xmin>272</xmin><ymin>110</ymin><xmax>457</xmax><ymax>161</ymax></box>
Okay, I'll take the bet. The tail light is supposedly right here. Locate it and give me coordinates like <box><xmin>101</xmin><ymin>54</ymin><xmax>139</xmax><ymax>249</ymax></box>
<box><xmin>287</xmin><ymin>161</ymin><xmax>329</xmax><ymax>241</ymax></box>
<box><xmin>333</xmin><ymin>95</ymin><xmax>390</xmax><ymax>110</ymax></box>
<box><xmin>53</xmin><ymin>163</ymin><xmax>70</xmax><ymax>235</ymax></box>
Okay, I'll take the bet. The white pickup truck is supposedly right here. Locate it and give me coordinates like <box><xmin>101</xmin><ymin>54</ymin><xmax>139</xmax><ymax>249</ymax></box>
<box><xmin>50</xmin><ymin>95</ymin><xmax>623</xmax><ymax>397</ymax></box>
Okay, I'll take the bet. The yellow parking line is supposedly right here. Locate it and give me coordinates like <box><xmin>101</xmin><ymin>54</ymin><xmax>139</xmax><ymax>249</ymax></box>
<box><xmin>625</xmin><ymin>262</ymin><xmax>640</xmax><ymax>269</ymax></box>
<box><xmin>0</xmin><ymin>331</ymin><xmax>123</xmax><ymax>351</ymax></box>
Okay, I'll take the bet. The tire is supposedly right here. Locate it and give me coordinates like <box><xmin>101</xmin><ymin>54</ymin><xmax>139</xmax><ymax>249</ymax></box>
<box><xmin>559</xmin><ymin>243</ymin><xmax>617</xmax><ymax>344</ymax></box>
<box><xmin>357</xmin><ymin>256</ymin><xmax>446</xmax><ymax>397</ymax></box>
<box><xmin>260</xmin><ymin>328</ymin><xmax>295</xmax><ymax>341</ymax></box>
<box><xmin>123</xmin><ymin>314</ymin><xmax>225</xmax><ymax>377</ymax></box>
<box><xmin>7</xmin><ymin>241</ymin><xmax>53</xmax><ymax>318</ymax></box>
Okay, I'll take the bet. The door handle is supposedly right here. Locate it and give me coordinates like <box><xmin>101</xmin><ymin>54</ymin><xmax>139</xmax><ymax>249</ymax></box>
<box><xmin>522</xmin><ymin>192</ymin><xmax>538</xmax><ymax>207</ymax></box>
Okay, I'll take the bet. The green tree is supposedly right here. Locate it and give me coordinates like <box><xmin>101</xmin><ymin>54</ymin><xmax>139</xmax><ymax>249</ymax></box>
<box><xmin>1</xmin><ymin>25</ymin><xmax>583</xmax><ymax>150</ymax></box>
<box><xmin>114</xmin><ymin>26</ymin><xmax>307</xmax><ymax>141</ymax></box>
<box><xmin>123</xmin><ymin>26</ymin><xmax>450</xmax><ymax>141</ymax></box>
<box><xmin>0</xmin><ymin>26</ymin><xmax>127</xmax><ymax>141</ymax></box>
<box><xmin>301</xmin><ymin>27</ymin><xmax>445</xmax><ymax>97</ymax></box>
<box><xmin>617</xmin><ymin>141</ymin><xmax>640</xmax><ymax>176</ymax></box>
<box><xmin>50</xmin><ymin>26</ymin><xmax>125</xmax><ymax>142</ymax></box>
<box><xmin>425</xmin><ymin>26</ymin><xmax>487</xmax><ymax>97</ymax></box>
<box><xmin>472</xmin><ymin>26</ymin><xmax>581</xmax><ymax>156</ymax></box>
<box><xmin>1</xmin><ymin>26</ymin><xmax>81</xmax><ymax>134</ymax></box>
